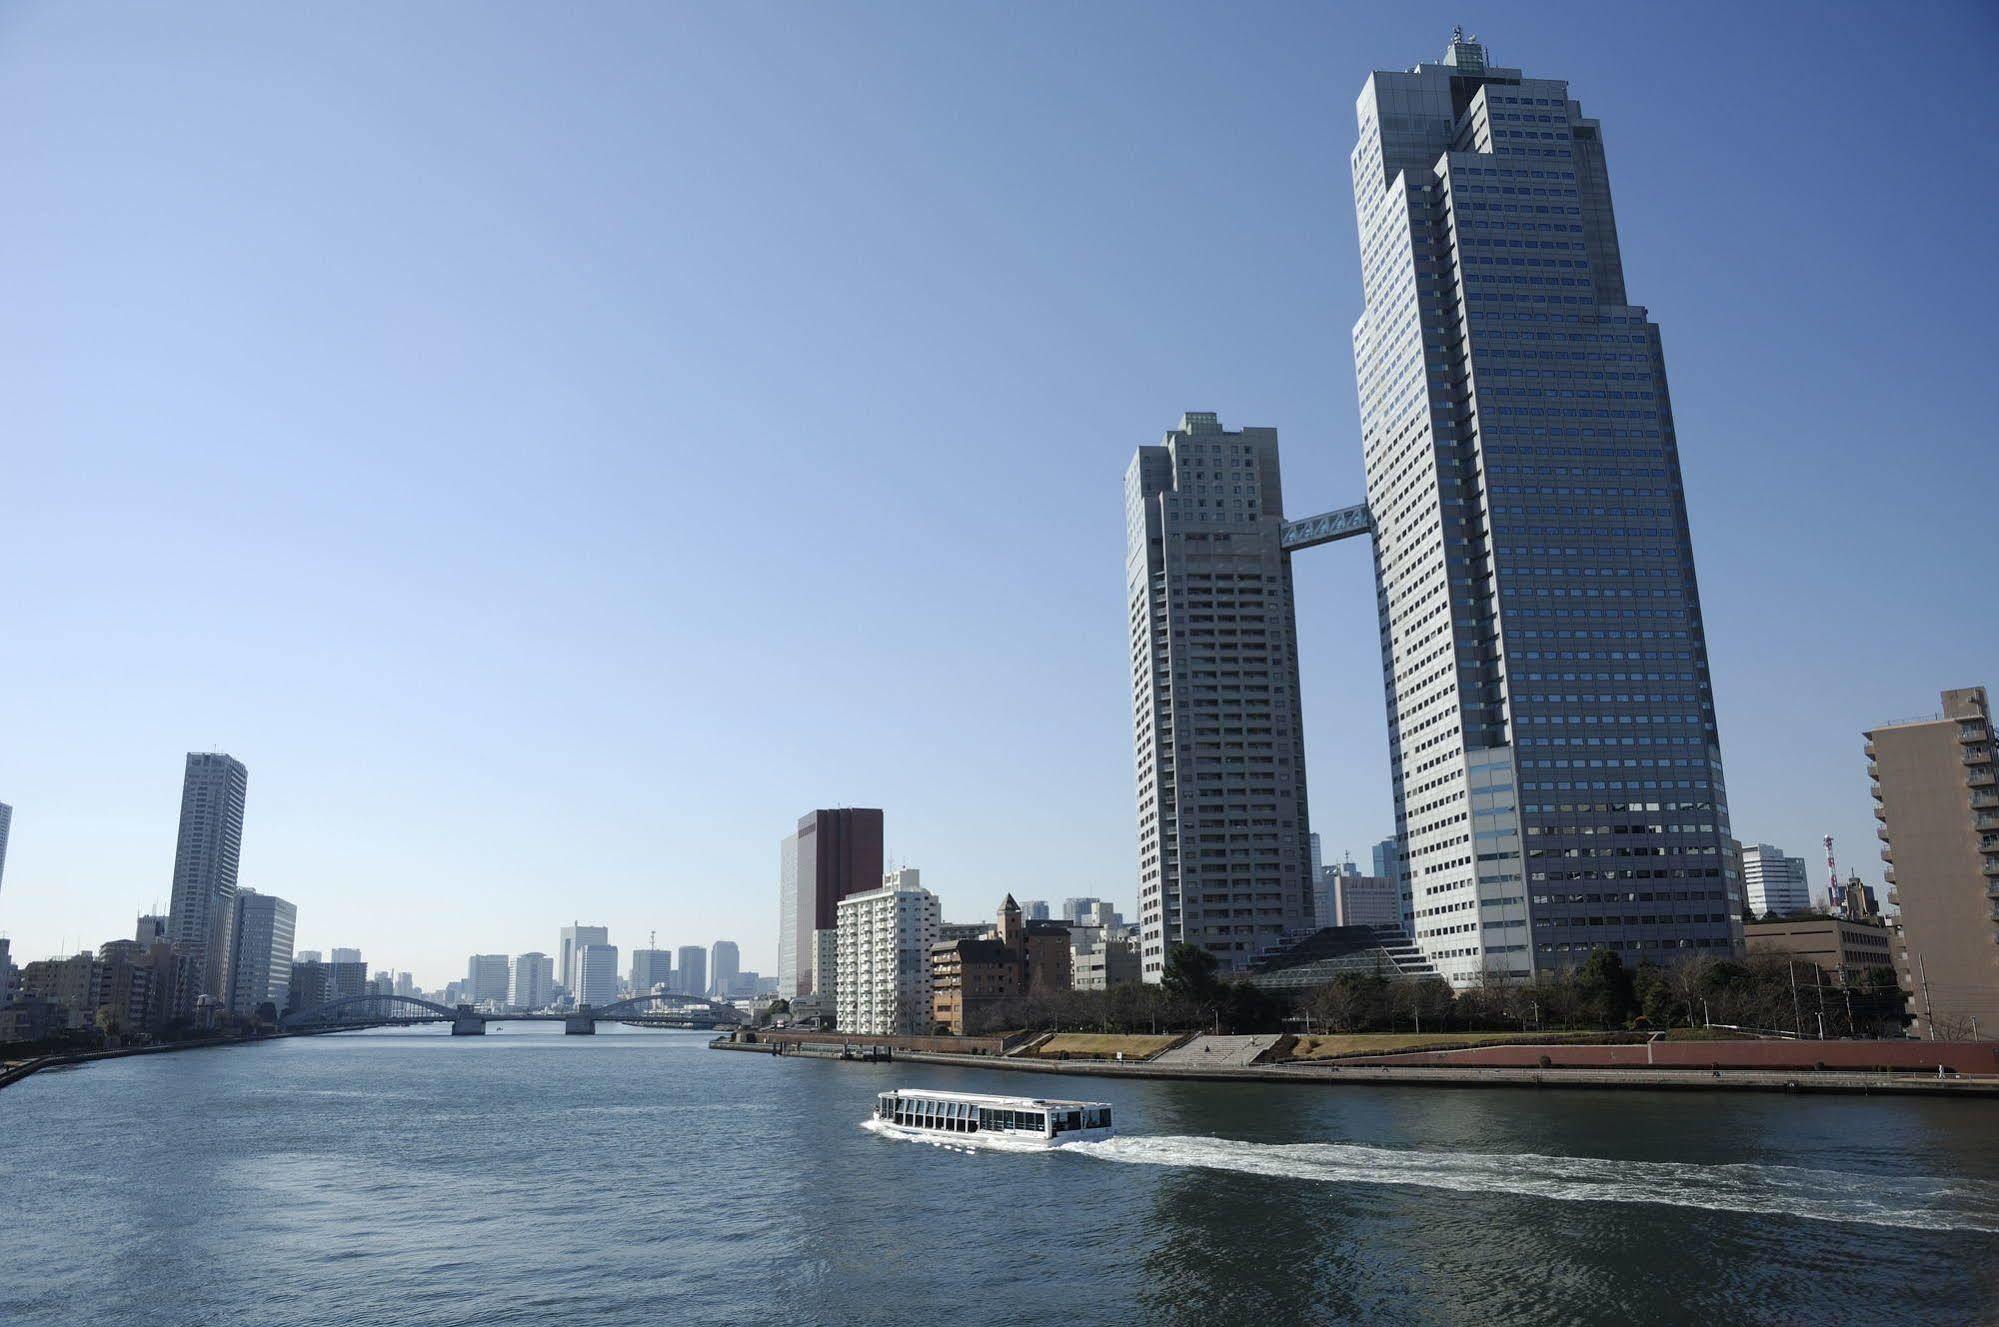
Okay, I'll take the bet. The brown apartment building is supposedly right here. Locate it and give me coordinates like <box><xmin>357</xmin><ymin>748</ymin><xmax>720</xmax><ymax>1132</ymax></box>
<box><xmin>1866</xmin><ymin>687</ymin><xmax>1999</xmax><ymax>1039</ymax></box>
<box><xmin>929</xmin><ymin>895</ymin><xmax>1072</xmax><ymax>1034</ymax></box>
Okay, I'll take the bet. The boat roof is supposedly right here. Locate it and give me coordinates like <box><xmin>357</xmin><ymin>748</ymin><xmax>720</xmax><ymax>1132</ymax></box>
<box><xmin>886</xmin><ymin>1087</ymin><xmax>1109</xmax><ymax>1109</ymax></box>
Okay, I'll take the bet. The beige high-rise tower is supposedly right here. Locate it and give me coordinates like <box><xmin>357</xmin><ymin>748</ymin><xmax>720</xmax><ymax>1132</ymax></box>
<box><xmin>1866</xmin><ymin>687</ymin><xmax>1999</xmax><ymax>1039</ymax></box>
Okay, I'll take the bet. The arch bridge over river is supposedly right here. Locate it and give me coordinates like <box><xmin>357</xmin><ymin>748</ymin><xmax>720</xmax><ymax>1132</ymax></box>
<box><xmin>279</xmin><ymin>992</ymin><xmax>744</xmax><ymax>1036</ymax></box>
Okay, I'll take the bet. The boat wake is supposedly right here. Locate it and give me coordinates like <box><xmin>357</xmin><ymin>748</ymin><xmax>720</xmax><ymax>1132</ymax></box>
<box><xmin>860</xmin><ymin>1116</ymin><xmax>1058</xmax><ymax>1155</ymax></box>
<box><xmin>1052</xmin><ymin>1135</ymin><xmax>1999</xmax><ymax>1234</ymax></box>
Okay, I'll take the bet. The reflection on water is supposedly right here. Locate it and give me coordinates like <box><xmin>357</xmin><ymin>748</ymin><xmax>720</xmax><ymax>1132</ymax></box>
<box><xmin>0</xmin><ymin>1026</ymin><xmax>1993</xmax><ymax>1327</ymax></box>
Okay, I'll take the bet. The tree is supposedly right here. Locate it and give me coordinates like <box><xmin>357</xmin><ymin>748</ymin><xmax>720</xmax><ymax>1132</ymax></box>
<box><xmin>1162</xmin><ymin>944</ymin><xmax>1220</xmax><ymax>1003</ymax></box>
<box><xmin>1632</xmin><ymin>962</ymin><xmax>1680</xmax><ymax>1028</ymax></box>
<box><xmin>93</xmin><ymin>1007</ymin><xmax>124</xmax><ymax>1045</ymax></box>
<box><xmin>1572</xmin><ymin>949</ymin><xmax>1637</xmax><ymax>1028</ymax></box>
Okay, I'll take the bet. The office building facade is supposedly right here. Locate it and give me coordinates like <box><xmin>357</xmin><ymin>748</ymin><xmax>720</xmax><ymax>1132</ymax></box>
<box><xmin>1126</xmin><ymin>413</ymin><xmax>1314</xmax><ymax>980</ymax></box>
<box><xmin>1348</xmin><ymin>36</ymin><xmax>1737</xmax><ymax>984</ymax></box>
<box><xmin>574</xmin><ymin>944</ymin><xmax>620</xmax><ymax>1007</ymax></box>
<box><xmin>709</xmin><ymin>940</ymin><xmax>740</xmax><ymax>998</ymax></box>
<box><xmin>226</xmin><ymin>889</ymin><xmax>296</xmax><ymax>1016</ymax></box>
<box><xmin>466</xmin><ymin>954</ymin><xmax>511</xmax><ymax>1007</ymax></box>
<box><xmin>777</xmin><ymin>808</ymin><xmax>884</xmax><ymax>998</ymax></box>
<box><xmin>326</xmin><ymin>958</ymin><xmax>368</xmax><ymax>1003</ymax></box>
<box><xmin>1741</xmin><ymin>844</ymin><xmax>1811</xmax><ymax>917</ymax></box>
<box><xmin>675</xmin><ymin>946</ymin><xmax>706</xmax><ymax>998</ymax></box>
<box><xmin>557</xmin><ymin>924</ymin><xmax>608</xmax><ymax>1001</ymax></box>
<box><xmin>834</xmin><ymin>869</ymin><xmax>940</xmax><ymax>1036</ymax></box>
<box><xmin>509</xmin><ymin>952</ymin><xmax>550</xmax><ymax>1010</ymax></box>
<box><xmin>164</xmin><ymin>752</ymin><xmax>250</xmax><ymax>1006</ymax></box>
<box><xmin>629</xmin><ymin>948</ymin><xmax>672</xmax><ymax>994</ymax></box>
<box><xmin>1867</xmin><ymin>687</ymin><xmax>1999</xmax><ymax>1039</ymax></box>
<box><xmin>0</xmin><ymin>800</ymin><xmax>10</xmax><ymax>902</ymax></box>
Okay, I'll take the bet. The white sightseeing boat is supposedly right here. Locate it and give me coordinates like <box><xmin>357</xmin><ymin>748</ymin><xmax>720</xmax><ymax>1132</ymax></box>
<box><xmin>871</xmin><ymin>1088</ymin><xmax>1114</xmax><ymax>1144</ymax></box>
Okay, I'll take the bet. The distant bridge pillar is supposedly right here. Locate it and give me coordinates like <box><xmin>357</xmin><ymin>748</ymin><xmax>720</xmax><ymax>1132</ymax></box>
<box><xmin>452</xmin><ymin>1003</ymin><xmax>486</xmax><ymax>1036</ymax></box>
<box><xmin>565</xmin><ymin>1007</ymin><xmax>596</xmax><ymax>1035</ymax></box>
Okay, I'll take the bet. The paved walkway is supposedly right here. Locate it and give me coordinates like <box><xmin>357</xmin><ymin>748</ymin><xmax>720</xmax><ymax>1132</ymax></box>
<box><xmin>1150</xmin><ymin>1034</ymin><xmax>1281</xmax><ymax>1067</ymax></box>
<box><xmin>712</xmin><ymin>1039</ymin><xmax>1999</xmax><ymax>1097</ymax></box>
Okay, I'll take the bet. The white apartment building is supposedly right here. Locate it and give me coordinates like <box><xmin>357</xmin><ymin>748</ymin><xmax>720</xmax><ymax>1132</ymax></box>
<box><xmin>834</xmin><ymin>868</ymin><xmax>940</xmax><ymax>1035</ymax></box>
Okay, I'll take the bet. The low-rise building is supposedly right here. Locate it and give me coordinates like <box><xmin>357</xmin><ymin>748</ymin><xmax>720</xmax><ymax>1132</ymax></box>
<box><xmin>1744</xmin><ymin>917</ymin><xmax>1898</xmax><ymax>980</ymax></box>
<box><xmin>1070</xmin><ymin>925</ymin><xmax>1139</xmax><ymax>990</ymax></box>
<box><xmin>0</xmin><ymin>998</ymin><xmax>63</xmax><ymax>1043</ymax></box>
<box><xmin>18</xmin><ymin>952</ymin><xmax>101</xmax><ymax>1030</ymax></box>
<box><xmin>1333</xmin><ymin>873</ymin><xmax>1401</xmax><ymax>930</ymax></box>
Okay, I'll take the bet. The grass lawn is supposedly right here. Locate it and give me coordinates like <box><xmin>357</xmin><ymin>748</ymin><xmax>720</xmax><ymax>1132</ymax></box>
<box><xmin>1032</xmin><ymin>1033</ymin><xmax>1182</xmax><ymax>1060</ymax></box>
<box><xmin>1284</xmin><ymin>1031</ymin><xmax>1597</xmax><ymax>1060</ymax></box>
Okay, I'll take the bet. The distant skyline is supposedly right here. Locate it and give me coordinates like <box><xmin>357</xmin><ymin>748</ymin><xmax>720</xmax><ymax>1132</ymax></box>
<box><xmin>2</xmin><ymin>4</ymin><xmax>1995</xmax><ymax>983</ymax></box>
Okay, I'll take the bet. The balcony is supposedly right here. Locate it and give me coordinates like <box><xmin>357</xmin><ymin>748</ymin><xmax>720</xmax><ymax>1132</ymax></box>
<box><xmin>1969</xmin><ymin>768</ymin><xmax>1997</xmax><ymax>788</ymax></box>
<box><xmin>1967</xmin><ymin>746</ymin><xmax>1994</xmax><ymax>766</ymax></box>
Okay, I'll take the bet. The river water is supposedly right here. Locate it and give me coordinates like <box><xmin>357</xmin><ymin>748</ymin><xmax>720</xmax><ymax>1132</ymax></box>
<box><xmin>2</xmin><ymin>1025</ymin><xmax>1994</xmax><ymax>1326</ymax></box>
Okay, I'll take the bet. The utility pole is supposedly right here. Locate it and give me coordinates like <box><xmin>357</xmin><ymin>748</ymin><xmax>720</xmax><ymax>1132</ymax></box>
<box><xmin>1812</xmin><ymin>964</ymin><xmax>1827</xmax><ymax>1040</ymax></box>
<box><xmin>1918</xmin><ymin>955</ymin><xmax>1937</xmax><ymax>1041</ymax></box>
<box><xmin>1788</xmin><ymin>961</ymin><xmax>1803</xmax><ymax>1038</ymax></box>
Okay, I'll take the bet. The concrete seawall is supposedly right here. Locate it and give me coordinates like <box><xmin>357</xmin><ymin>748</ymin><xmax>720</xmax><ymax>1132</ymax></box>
<box><xmin>711</xmin><ymin>1037</ymin><xmax>1999</xmax><ymax>1098</ymax></box>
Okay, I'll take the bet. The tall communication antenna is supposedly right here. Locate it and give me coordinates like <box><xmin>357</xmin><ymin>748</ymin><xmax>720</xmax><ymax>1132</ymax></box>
<box><xmin>1824</xmin><ymin>835</ymin><xmax>1839</xmax><ymax>915</ymax></box>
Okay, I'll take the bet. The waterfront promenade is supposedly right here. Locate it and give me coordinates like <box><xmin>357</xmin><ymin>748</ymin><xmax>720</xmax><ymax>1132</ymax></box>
<box><xmin>714</xmin><ymin>1032</ymin><xmax>1999</xmax><ymax>1098</ymax></box>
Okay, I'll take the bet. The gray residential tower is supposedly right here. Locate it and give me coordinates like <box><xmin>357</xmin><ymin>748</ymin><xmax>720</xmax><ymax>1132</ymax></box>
<box><xmin>165</xmin><ymin>753</ymin><xmax>250</xmax><ymax>1006</ymax></box>
<box><xmin>1126</xmin><ymin>413</ymin><xmax>1314</xmax><ymax>979</ymax></box>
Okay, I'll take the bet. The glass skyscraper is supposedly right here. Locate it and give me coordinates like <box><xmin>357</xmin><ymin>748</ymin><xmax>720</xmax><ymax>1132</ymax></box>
<box><xmin>1350</xmin><ymin>35</ymin><xmax>1740</xmax><ymax>983</ymax></box>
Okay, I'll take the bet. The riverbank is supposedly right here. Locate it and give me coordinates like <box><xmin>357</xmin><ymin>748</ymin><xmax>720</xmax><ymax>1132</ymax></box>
<box><xmin>712</xmin><ymin>1036</ymin><xmax>1999</xmax><ymax>1098</ymax></box>
<box><xmin>0</xmin><ymin>1030</ymin><xmax>307</xmax><ymax>1091</ymax></box>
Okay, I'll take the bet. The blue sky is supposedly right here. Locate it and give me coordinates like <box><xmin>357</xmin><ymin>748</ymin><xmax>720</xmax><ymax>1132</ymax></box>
<box><xmin>2</xmin><ymin>3</ymin><xmax>1993</xmax><ymax>984</ymax></box>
